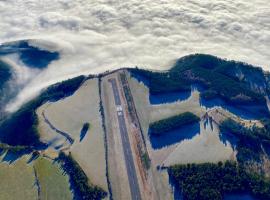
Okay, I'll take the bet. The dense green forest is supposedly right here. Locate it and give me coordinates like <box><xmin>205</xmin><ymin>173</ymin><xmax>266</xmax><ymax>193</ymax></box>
<box><xmin>169</xmin><ymin>161</ymin><xmax>270</xmax><ymax>200</ymax></box>
<box><xmin>149</xmin><ymin>112</ymin><xmax>199</xmax><ymax>136</ymax></box>
<box><xmin>220</xmin><ymin>118</ymin><xmax>270</xmax><ymax>163</ymax></box>
<box><xmin>0</xmin><ymin>75</ymin><xmax>87</xmax><ymax>147</ymax></box>
<box><xmin>130</xmin><ymin>68</ymin><xmax>191</xmax><ymax>94</ymax></box>
<box><xmin>58</xmin><ymin>152</ymin><xmax>107</xmax><ymax>200</ymax></box>
<box><xmin>130</xmin><ymin>54</ymin><xmax>268</xmax><ymax>108</ymax></box>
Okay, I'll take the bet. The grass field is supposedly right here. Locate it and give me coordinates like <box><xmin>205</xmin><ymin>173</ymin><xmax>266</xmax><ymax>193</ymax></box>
<box><xmin>37</xmin><ymin>78</ymin><xmax>108</xmax><ymax>190</ymax></box>
<box><xmin>0</xmin><ymin>155</ymin><xmax>38</xmax><ymax>200</ymax></box>
<box><xmin>34</xmin><ymin>157</ymin><xmax>72</xmax><ymax>200</ymax></box>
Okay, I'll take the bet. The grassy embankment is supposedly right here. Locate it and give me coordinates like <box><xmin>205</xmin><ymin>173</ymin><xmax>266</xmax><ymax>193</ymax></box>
<box><xmin>169</xmin><ymin>161</ymin><xmax>270</xmax><ymax>200</ymax></box>
<box><xmin>149</xmin><ymin>112</ymin><xmax>200</xmax><ymax>136</ymax></box>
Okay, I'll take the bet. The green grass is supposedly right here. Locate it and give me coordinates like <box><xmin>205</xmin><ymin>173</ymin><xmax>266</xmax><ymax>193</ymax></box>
<box><xmin>34</xmin><ymin>157</ymin><xmax>72</xmax><ymax>200</ymax></box>
<box><xmin>0</xmin><ymin>155</ymin><xmax>38</xmax><ymax>200</ymax></box>
<box><xmin>141</xmin><ymin>152</ymin><xmax>151</xmax><ymax>170</ymax></box>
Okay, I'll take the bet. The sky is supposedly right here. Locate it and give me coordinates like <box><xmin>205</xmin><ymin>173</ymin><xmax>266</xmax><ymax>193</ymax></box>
<box><xmin>0</xmin><ymin>0</ymin><xmax>269</xmax><ymax>111</ymax></box>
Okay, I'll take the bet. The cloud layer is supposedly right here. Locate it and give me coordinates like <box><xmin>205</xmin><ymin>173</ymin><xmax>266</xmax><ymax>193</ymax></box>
<box><xmin>0</xmin><ymin>0</ymin><xmax>269</xmax><ymax>111</ymax></box>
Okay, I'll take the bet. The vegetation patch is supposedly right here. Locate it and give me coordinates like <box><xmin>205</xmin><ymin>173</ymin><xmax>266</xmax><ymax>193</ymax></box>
<box><xmin>98</xmin><ymin>76</ymin><xmax>113</xmax><ymax>199</ymax></box>
<box><xmin>0</xmin><ymin>156</ymin><xmax>38</xmax><ymax>200</ymax></box>
<box><xmin>34</xmin><ymin>157</ymin><xmax>72</xmax><ymax>200</ymax></box>
<box><xmin>149</xmin><ymin>112</ymin><xmax>200</xmax><ymax>136</ymax></box>
<box><xmin>80</xmin><ymin>123</ymin><xmax>90</xmax><ymax>142</ymax></box>
<box><xmin>130</xmin><ymin>68</ymin><xmax>190</xmax><ymax>94</ymax></box>
<box><xmin>141</xmin><ymin>152</ymin><xmax>151</xmax><ymax>170</ymax></box>
<box><xmin>220</xmin><ymin>118</ymin><xmax>270</xmax><ymax>163</ymax></box>
<box><xmin>57</xmin><ymin>152</ymin><xmax>107</xmax><ymax>200</ymax></box>
<box><xmin>0</xmin><ymin>75</ymin><xmax>86</xmax><ymax>147</ymax></box>
<box><xmin>169</xmin><ymin>161</ymin><xmax>270</xmax><ymax>200</ymax></box>
<box><xmin>130</xmin><ymin>54</ymin><xmax>269</xmax><ymax>109</ymax></box>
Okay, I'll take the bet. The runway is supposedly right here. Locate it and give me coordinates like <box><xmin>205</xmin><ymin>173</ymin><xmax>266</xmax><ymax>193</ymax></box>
<box><xmin>109</xmin><ymin>78</ymin><xmax>142</xmax><ymax>200</ymax></box>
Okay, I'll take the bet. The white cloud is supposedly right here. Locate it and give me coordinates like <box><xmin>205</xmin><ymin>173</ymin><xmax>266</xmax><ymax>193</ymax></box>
<box><xmin>38</xmin><ymin>12</ymin><xmax>82</xmax><ymax>30</ymax></box>
<box><xmin>0</xmin><ymin>0</ymin><xmax>269</xmax><ymax>111</ymax></box>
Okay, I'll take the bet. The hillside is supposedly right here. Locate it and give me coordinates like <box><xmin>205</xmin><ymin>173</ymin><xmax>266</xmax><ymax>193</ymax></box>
<box><xmin>0</xmin><ymin>54</ymin><xmax>270</xmax><ymax>200</ymax></box>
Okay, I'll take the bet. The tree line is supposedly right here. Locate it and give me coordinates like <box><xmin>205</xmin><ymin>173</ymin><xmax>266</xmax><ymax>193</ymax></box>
<box><xmin>169</xmin><ymin>161</ymin><xmax>270</xmax><ymax>200</ymax></box>
<box><xmin>58</xmin><ymin>152</ymin><xmax>107</xmax><ymax>200</ymax></box>
<box><xmin>149</xmin><ymin>112</ymin><xmax>199</xmax><ymax>136</ymax></box>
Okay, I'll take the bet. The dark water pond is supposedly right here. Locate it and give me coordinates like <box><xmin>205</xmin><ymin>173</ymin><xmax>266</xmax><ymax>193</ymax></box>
<box><xmin>149</xmin><ymin>122</ymin><xmax>200</xmax><ymax>149</ymax></box>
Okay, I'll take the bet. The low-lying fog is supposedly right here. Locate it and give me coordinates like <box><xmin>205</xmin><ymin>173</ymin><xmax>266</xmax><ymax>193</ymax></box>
<box><xmin>0</xmin><ymin>0</ymin><xmax>269</xmax><ymax>112</ymax></box>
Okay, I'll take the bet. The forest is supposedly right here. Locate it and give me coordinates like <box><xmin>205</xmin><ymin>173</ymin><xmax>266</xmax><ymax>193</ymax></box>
<box><xmin>169</xmin><ymin>161</ymin><xmax>270</xmax><ymax>200</ymax></box>
<box><xmin>149</xmin><ymin>112</ymin><xmax>199</xmax><ymax>136</ymax></box>
<box><xmin>58</xmin><ymin>152</ymin><xmax>107</xmax><ymax>200</ymax></box>
<box><xmin>130</xmin><ymin>54</ymin><xmax>268</xmax><ymax>108</ymax></box>
<box><xmin>220</xmin><ymin>118</ymin><xmax>270</xmax><ymax>163</ymax></box>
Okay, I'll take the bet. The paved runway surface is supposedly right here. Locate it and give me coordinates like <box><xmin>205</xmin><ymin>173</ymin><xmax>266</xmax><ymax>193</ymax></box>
<box><xmin>109</xmin><ymin>78</ymin><xmax>142</xmax><ymax>200</ymax></box>
<box><xmin>109</xmin><ymin>79</ymin><xmax>121</xmax><ymax>106</ymax></box>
